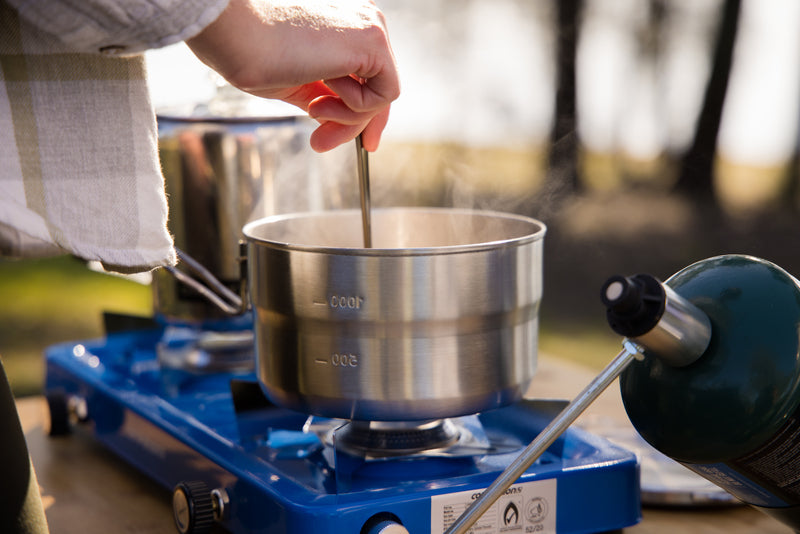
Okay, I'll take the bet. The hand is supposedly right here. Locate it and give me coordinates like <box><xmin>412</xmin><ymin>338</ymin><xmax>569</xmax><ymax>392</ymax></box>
<box><xmin>186</xmin><ymin>0</ymin><xmax>400</xmax><ymax>152</ymax></box>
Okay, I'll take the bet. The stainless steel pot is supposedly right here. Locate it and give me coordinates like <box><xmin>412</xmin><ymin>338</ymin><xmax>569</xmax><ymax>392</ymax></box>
<box><xmin>153</xmin><ymin>98</ymin><xmax>350</xmax><ymax>322</ymax></box>
<box><xmin>243</xmin><ymin>207</ymin><xmax>546</xmax><ymax>421</ymax></box>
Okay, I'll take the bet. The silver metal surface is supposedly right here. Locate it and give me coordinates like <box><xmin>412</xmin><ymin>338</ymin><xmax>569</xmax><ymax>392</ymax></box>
<box><xmin>633</xmin><ymin>284</ymin><xmax>711</xmax><ymax>367</ymax></box>
<box><xmin>164</xmin><ymin>248</ymin><xmax>245</xmax><ymax>315</ymax></box>
<box><xmin>445</xmin><ymin>346</ymin><xmax>639</xmax><ymax>534</ymax></box>
<box><xmin>307</xmin><ymin>413</ymin><xmax>524</xmax><ymax>461</ymax></box>
<box><xmin>211</xmin><ymin>488</ymin><xmax>230</xmax><ymax>521</ymax></box>
<box><xmin>156</xmin><ymin>327</ymin><xmax>255</xmax><ymax>373</ymax></box>
<box><xmin>332</xmin><ymin>419</ymin><xmax>460</xmax><ymax>457</ymax></box>
<box><xmin>243</xmin><ymin>207</ymin><xmax>546</xmax><ymax>421</ymax></box>
<box><xmin>153</xmin><ymin>112</ymin><xmax>349</xmax><ymax>321</ymax></box>
<box><xmin>355</xmin><ymin>134</ymin><xmax>372</xmax><ymax>248</ymax></box>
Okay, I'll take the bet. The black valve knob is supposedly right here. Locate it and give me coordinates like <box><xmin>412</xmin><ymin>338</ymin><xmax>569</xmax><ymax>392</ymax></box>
<box><xmin>602</xmin><ymin>272</ymin><xmax>711</xmax><ymax>367</ymax></box>
<box><xmin>172</xmin><ymin>481</ymin><xmax>214</xmax><ymax>534</ymax></box>
<box><xmin>601</xmin><ymin>273</ymin><xmax>666</xmax><ymax>338</ymax></box>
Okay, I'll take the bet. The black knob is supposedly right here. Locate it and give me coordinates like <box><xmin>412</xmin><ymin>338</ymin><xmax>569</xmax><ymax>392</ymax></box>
<box><xmin>601</xmin><ymin>273</ymin><xmax>666</xmax><ymax>337</ymax></box>
<box><xmin>172</xmin><ymin>481</ymin><xmax>214</xmax><ymax>534</ymax></box>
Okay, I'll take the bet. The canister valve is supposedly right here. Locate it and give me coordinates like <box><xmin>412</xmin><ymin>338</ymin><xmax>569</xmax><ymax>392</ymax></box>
<box><xmin>602</xmin><ymin>274</ymin><xmax>665</xmax><ymax>337</ymax></box>
<box><xmin>602</xmin><ymin>274</ymin><xmax>712</xmax><ymax>367</ymax></box>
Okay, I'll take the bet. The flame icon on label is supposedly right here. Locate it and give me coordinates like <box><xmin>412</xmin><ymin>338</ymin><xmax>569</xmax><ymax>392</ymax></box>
<box><xmin>503</xmin><ymin>502</ymin><xmax>519</xmax><ymax>525</ymax></box>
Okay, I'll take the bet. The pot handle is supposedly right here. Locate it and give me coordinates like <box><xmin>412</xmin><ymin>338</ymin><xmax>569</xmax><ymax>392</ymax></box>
<box><xmin>164</xmin><ymin>248</ymin><xmax>247</xmax><ymax>315</ymax></box>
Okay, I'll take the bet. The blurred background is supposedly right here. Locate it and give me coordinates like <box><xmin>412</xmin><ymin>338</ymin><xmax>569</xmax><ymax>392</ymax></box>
<box><xmin>3</xmin><ymin>0</ymin><xmax>800</xmax><ymax>396</ymax></box>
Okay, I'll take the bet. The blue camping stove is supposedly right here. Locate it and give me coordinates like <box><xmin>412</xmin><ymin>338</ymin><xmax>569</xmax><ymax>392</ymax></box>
<box><xmin>44</xmin><ymin>319</ymin><xmax>641</xmax><ymax>534</ymax></box>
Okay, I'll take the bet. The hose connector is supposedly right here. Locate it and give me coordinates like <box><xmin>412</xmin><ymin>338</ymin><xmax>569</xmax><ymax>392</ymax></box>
<box><xmin>602</xmin><ymin>274</ymin><xmax>712</xmax><ymax>367</ymax></box>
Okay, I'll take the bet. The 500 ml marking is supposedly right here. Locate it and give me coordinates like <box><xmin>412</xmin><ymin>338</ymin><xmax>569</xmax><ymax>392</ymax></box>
<box><xmin>316</xmin><ymin>353</ymin><xmax>359</xmax><ymax>367</ymax></box>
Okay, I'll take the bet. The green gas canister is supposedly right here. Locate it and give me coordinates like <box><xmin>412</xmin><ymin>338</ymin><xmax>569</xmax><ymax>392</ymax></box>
<box><xmin>603</xmin><ymin>254</ymin><xmax>800</xmax><ymax>529</ymax></box>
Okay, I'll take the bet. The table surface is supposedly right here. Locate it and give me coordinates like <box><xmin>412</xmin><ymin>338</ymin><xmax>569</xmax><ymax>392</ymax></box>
<box><xmin>18</xmin><ymin>355</ymin><xmax>795</xmax><ymax>534</ymax></box>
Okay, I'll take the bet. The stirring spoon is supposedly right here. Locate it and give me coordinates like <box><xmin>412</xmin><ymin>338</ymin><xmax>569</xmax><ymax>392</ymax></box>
<box><xmin>356</xmin><ymin>134</ymin><xmax>372</xmax><ymax>248</ymax></box>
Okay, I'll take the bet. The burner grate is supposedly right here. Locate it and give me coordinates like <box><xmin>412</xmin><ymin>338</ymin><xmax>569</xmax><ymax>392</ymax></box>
<box><xmin>335</xmin><ymin>420</ymin><xmax>460</xmax><ymax>456</ymax></box>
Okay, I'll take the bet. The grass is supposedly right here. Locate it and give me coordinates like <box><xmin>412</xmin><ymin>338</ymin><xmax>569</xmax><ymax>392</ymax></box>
<box><xmin>539</xmin><ymin>319</ymin><xmax>624</xmax><ymax>370</ymax></box>
<box><xmin>0</xmin><ymin>256</ymin><xmax>152</xmax><ymax>397</ymax></box>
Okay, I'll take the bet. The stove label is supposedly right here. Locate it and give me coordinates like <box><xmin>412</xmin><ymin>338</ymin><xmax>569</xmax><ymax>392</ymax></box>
<box><xmin>431</xmin><ymin>479</ymin><xmax>556</xmax><ymax>534</ymax></box>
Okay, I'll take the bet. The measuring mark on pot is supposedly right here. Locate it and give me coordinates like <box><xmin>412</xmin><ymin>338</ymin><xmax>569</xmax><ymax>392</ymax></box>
<box><xmin>313</xmin><ymin>295</ymin><xmax>365</xmax><ymax>309</ymax></box>
<box><xmin>315</xmin><ymin>354</ymin><xmax>360</xmax><ymax>367</ymax></box>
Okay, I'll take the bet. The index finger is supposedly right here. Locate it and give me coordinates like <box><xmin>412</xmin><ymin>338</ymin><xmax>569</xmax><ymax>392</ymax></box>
<box><xmin>325</xmin><ymin>66</ymin><xmax>400</xmax><ymax>113</ymax></box>
<box><xmin>265</xmin><ymin>80</ymin><xmax>339</xmax><ymax>112</ymax></box>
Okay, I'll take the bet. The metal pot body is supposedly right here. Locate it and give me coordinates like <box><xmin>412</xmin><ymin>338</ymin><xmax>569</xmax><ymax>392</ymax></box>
<box><xmin>153</xmin><ymin>113</ymin><xmax>348</xmax><ymax>322</ymax></box>
<box><xmin>243</xmin><ymin>207</ymin><xmax>546</xmax><ymax>421</ymax></box>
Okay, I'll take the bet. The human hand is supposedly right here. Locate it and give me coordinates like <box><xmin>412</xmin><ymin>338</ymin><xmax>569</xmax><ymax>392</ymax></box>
<box><xmin>186</xmin><ymin>0</ymin><xmax>400</xmax><ymax>152</ymax></box>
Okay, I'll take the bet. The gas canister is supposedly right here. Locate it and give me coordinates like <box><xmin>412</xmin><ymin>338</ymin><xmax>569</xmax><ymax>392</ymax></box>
<box><xmin>604</xmin><ymin>255</ymin><xmax>800</xmax><ymax>529</ymax></box>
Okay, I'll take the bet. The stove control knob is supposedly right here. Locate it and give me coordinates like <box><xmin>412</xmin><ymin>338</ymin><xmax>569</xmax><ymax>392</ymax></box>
<box><xmin>172</xmin><ymin>481</ymin><xmax>214</xmax><ymax>534</ymax></box>
<box><xmin>364</xmin><ymin>518</ymin><xmax>410</xmax><ymax>534</ymax></box>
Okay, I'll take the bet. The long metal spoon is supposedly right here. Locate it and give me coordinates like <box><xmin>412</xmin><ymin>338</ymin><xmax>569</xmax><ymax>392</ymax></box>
<box><xmin>356</xmin><ymin>134</ymin><xmax>372</xmax><ymax>248</ymax></box>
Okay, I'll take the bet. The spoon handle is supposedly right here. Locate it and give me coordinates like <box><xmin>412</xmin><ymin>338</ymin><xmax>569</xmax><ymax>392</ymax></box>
<box><xmin>356</xmin><ymin>134</ymin><xmax>372</xmax><ymax>248</ymax></box>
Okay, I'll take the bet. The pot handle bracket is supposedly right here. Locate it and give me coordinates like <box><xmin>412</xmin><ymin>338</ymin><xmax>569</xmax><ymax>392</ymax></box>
<box><xmin>164</xmin><ymin>247</ymin><xmax>248</xmax><ymax>315</ymax></box>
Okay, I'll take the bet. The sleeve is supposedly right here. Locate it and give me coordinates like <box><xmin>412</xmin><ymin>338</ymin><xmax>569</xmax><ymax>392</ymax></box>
<box><xmin>1</xmin><ymin>1</ymin><xmax>179</xmax><ymax>272</ymax></box>
<box><xmin>0</xmin><ymin>361</ymin><xmax>49</xmax><ymax>534</ymax></box>
<box><xmin>4</xmin><ymin>0</ymin><xmax>229</xmax><ymax>55</ymax></box>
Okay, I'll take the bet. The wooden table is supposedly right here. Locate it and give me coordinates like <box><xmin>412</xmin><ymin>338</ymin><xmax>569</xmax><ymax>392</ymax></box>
<box><xmin>18</xmin><ymin>356</ymin><xmax>794</xmax><ymax>534</ymax></box>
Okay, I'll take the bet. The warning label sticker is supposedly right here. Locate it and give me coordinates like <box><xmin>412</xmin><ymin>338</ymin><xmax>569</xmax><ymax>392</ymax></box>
<box><xmin>430</xmin><ymin>479</ymin><xmax>557</xmax><ymax>534</ymax></box>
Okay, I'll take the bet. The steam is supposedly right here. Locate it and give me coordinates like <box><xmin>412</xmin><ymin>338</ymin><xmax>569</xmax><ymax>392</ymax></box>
<box><xmin>364</xmin><ymin>0</ymin><xmax>567</xmax><ymax>222</ymax></box>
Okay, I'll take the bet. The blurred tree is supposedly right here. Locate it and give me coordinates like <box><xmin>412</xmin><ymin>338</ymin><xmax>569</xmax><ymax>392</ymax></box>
<box><xmin>675</xmin><ymin>0</ymin><xmax>740</xmax><ymax>199</ymax></box>
<box><xmin>549</xmin><ymin>0</ymin><xmax>582</xmax><ymax>192</ymax></box>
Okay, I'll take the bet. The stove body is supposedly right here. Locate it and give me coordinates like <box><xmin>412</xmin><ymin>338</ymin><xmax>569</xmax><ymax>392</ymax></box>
<box><xmin>44</xmin><ymin>324</ymin><xmax>641</xmax><ymax>534</ymax></box>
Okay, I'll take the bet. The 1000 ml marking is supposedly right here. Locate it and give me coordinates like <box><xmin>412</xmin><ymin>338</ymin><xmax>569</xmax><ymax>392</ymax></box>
<box><xmin>316</xmin><ymin>353</ymin><xmax>359</xmax><ymax>367</ymax></box>
<box><xmin>329</xmin><ymin>295</ymin><xmax>364</xmax><ymax>309</ymax></box>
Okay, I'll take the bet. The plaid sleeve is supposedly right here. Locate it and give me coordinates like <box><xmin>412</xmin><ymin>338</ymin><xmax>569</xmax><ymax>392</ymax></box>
<box><xmin>0</xmin><ymin>2</ymin><xmax>177</xmax><ymax>272</ymax></box>
<box><xmin>4</xmin><ymin>0</ymin><xmax>228</xmax><ymax>55</ymax></box>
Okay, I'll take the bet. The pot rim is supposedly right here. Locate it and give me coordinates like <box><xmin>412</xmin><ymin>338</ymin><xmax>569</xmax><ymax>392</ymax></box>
<box><xmin>156</xmin><ymin>113</ymin><xmax>304</xmax><ymax>125</ymax></box>
<box><xmin>242</xmin><ymin>206</ymin><xmax>546</xmax><ymax>257</ymax></box>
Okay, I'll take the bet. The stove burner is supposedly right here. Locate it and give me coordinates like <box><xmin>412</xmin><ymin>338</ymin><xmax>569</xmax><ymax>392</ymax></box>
<box><xmin>156</xmin><ymin>326</ymin><xmax>254</xmax><ymax>373</ymax></box>
<box><xmin>307</xmin><ymin>414</ymin><xmax>525</xmax><ymax>461</ymax></box>
<box><xmin>335</xmin><ymin>419</ymin><xmax>460</xmax><ymax>457</ymax></box>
